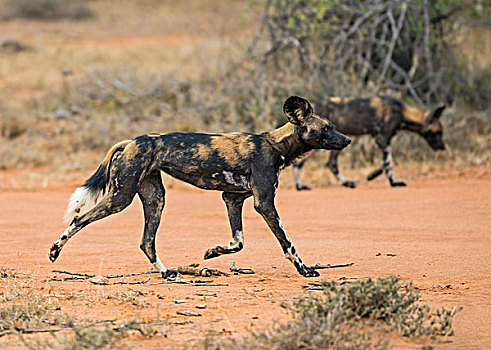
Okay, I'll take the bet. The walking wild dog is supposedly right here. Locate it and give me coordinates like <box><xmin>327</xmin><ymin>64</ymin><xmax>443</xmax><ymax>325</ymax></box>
<box><xmin>49</xmin><ymin>96</ymin><xmax>351</xmax><ymax>278</ymax></box>
<box><xmin>293</xmin><ymin>96</ymin><xmax>446</xmax><ymax>189</ymax></box>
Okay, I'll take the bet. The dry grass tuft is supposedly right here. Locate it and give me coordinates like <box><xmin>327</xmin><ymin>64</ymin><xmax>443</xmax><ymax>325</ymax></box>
<box><xmin>0</xmin><ymin>283</ymin><xmax>75</xmax><ymax>335</ymax></box>
<box><xmin>200</xmin><ymin>276</ymin><xmax>459</xmax><ymax>350</ymax></box>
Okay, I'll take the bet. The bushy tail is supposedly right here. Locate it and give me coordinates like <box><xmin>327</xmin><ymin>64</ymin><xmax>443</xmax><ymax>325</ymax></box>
<box><xmin>64</xmin><ymin>140</ymin><xmax>132</xmax><ymax>223</ymax></box>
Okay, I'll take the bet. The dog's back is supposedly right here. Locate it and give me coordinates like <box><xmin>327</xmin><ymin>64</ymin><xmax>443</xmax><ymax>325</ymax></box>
<box><xmin>315</xmin><ymin>96</ymin><xmax>405</xmax><ymax>136</ymax></box>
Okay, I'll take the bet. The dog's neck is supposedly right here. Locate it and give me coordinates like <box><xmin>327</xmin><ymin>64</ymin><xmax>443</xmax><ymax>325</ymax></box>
<box><xmin>266</xmin><ymin>123</ymin><xmax>312</xmax><ymax>166</ymax></box>
<box><xmin>401</xmin><ymin>105</ymin><xmax>425</xmax><ymax>133</ymax></box>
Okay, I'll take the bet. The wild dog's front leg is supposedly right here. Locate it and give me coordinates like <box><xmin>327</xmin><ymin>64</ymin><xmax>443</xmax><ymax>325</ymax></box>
<box><xmin>372</xmin><ymin>128</ymin><xmax>406</xmax><ymax>187</ymax></box>
<box><xmin>204</xmin><ymin>192</ymin><xmax>251</xmax><ymax>260</ymax></box>
<box><xmin>381</xmin><ymin>146</ymin><xmax>406</xmax><ymax>187</ymax></box>
<box><xmin>292</xmin><ymin>159</ymin><xmax>311</xmax><ymax>191</ymax></box>
<box><xmin>326</xmin><ymin>150</ymin><xmax>356</xmax><ymax>188</ymax></box>
<box><xmin>253</xmin><ymin>187</ymin><xmax>319</xmax><ymax>278</ymax></box>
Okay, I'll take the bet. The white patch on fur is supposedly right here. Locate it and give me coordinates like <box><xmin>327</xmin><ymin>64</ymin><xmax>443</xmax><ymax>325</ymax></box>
<box><xmin>233</xmin><ymin>230</ymin><xmax>244</xmax><ymax>245</ymax></box>
<box><xmin>337</xmin><ymin>173</ymin><xmax>347</xmax><ymax>183</ymax></box>
<box><xmin>63</xmin><ymin>186</ymin><xmax>101</xmax><ymax>224</ymax></box>
<box><xmin>153</xmin><ymin>256</ymin><xmax>167</xmax><ymax>273</ymax></box>
<box><xmin>278</xmin><ymin>218</ymin><xmax>287</xmax><ymax>233</ymax></box>
<box><xmin>223</xmin><ymin>171</ymin><xmax>249</xmax><ymax>188</ymax></box>
<box><xmin>284</xmin><ymin>252</ymin><xmax>296</xmax><ymax>262</ymax></box>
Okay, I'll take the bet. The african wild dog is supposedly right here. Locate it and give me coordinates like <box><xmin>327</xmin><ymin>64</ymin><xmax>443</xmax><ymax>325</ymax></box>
<box><xmin>292</xmin><ymin>96</ymin><xmax>446</xmax><ymax>189</ymax></box>
<box><xmin>49</xmin><ymin>96</ymin><xmax>351</xmax><ymax>278</ymax></box>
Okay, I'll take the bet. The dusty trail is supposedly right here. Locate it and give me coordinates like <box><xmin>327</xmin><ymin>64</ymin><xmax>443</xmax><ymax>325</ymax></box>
<box><xmin>0</xmin><ymin>176</ymin><xmax>489</xmax><ymax>349</ymax></box>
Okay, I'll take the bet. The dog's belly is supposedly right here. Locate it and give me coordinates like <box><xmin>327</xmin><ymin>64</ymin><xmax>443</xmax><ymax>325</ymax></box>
<box><xmin>161</xmin><ymin>166</ymin><xmax>252</xmax><ymax>192</ymax></box>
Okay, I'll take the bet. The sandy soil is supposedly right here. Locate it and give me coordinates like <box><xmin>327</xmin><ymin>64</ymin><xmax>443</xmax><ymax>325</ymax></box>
<box><xmin>0</xmin><ymin>174</ymin><xmax>490</xmax><ymax>349</ymax></box>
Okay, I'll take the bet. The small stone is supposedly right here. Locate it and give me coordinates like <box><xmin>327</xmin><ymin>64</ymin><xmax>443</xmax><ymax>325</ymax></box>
<box><xmin>88</xmin><ymin>276</ymin><xmax>109</xmax><ymax>285</ymax></box>
<box><xmin>177</xmin><ymin>310</ymin><xmax>201</xmax><ymax>317</ymax></box>
<box><xmin>195</xmin><ymin>304</ymin><xmax>207</xmax><ymax>309</ymax></box>
<box><xmin>175</xmin><ymin>300</ymin><xmax>187</xmax><ymax>304</ymax></box>
<box><xmin>54</xmin><ymin>109</ymin><xmax>72</xmax><ymax>119</ymax></box>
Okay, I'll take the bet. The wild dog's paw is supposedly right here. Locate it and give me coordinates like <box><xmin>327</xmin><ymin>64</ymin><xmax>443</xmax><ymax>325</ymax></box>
<box><xmin>49</xmin><ymin>243</ymin><xmax>61</xmax><ymax>262</ymax></box>
<box><xmin>390</xmin><ymin>181</ymin><xmax>406</xmax><ymax>187</ymax></box>
<box><xmin>300</xmin><ymin>266</ymin><xmax>320</xmax><ymax>278</ymax></box>
<box><xmin>342</xmin><ymin>181</ymin><xmax>356</xmax><ymax>188</ymax></box>
<box><xmin>161</xmin><ymin>269</ymin><xmax>179</xmax><ymax>279</ymax></box>
<box><xmin>204</xmin><ymin>247</ymin><xmax>221</xmax><ymax>260</ymax></box>
<box><xmin>295</xmin><ymin>185</ymin><xmax>311</xmax><ymax>191</ymax></box>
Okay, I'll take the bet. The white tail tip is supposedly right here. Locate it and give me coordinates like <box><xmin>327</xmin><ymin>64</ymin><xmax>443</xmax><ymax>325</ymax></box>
<box><xmin>63</xmin><ymin>186</ymin><xmax>101</xmax><ymax>224</ymax></box>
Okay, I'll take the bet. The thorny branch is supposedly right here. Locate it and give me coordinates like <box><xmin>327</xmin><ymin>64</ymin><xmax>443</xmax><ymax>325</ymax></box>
<box><xmin>250</xmin><ymin>0</ymin><xmax>462</xmax><ymax>106</ymax></box>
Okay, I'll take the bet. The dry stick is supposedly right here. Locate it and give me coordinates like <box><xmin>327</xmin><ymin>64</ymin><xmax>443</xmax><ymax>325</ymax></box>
<box><xmin>0</xmin><ymin>319</ymin><xmax>115</xmax><ymax>338</ymax></box>
<box><xmin>310</xmin><ymin>262</ymin><xmax>354</xmax><ymax>270</ymax></box>
<box><xmin>112</xmin><ymin>278</ymin><xmax>151</xmax><ymax>285</ymax></box>
<box><xmin>52</xmin><ymin>269</ymin><xmax>158</xmax><ymax>279</ymax></box>
<box><xmin>149</xmin><ymin>278</ymin><xmax>228</xmax><ymax>287</ymax></box>
<box><xmin>42</xmin><ymin>277</ymin><xmax>87</xmax><ymax>283</ymax></box>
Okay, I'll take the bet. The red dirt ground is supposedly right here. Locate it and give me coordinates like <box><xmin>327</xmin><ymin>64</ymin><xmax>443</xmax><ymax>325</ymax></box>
<box><xmin>0</xmin><ymin>173</ymin><xmax>490</xmax><ymax>349</ymax></box>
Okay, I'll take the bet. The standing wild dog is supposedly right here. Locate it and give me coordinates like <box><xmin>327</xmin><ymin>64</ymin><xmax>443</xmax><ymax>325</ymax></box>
<box><xmin>49</xmin><ymin>96</ymin><xmax>351</xmax><ymax>278</ymax></box>
<box><xmin>292</xmin><ymin>96</ymin><xmax>446</xmax><ymax>189</ymax></box>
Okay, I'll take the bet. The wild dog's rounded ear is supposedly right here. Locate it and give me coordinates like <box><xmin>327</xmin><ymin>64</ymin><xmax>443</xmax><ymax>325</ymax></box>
<box><xmin>424</xmin><ymin>103</ymin><xmax>446</xmax><ymax>127</ymax></box>
<box><xmin>283</xmin><ymin>96</ymin><xmax>313</xmax><ymax>125</ymax></box>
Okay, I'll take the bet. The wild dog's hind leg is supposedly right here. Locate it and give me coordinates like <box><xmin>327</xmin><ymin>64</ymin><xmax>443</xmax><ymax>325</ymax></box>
<box><xmin>326</xmin><ymin>151</ymin><xmax>356</xmax><ymax>188</ymax></box>
<box><xmin>137</xmin><ymin>171</ymin><xmax>176</xmax><ymax>279</ymax></box>
<box><xmin>252</xmin><ymin>184</ymin><xmax>319</xmax><ymax>278</ymax></box>
<box><xmin>204</xmin><ymin>192</ymin><xmax>252</xmax><ymax>260</ymax></box>
<box><xmin>49</xmin><ymin>186</ymin><xmax>138</xmax><ymax>262</ymax></box>
<box><xmin>49</xmin><ymin>160</ymin><xmax>142</xmax><ymax>262</ymax></box>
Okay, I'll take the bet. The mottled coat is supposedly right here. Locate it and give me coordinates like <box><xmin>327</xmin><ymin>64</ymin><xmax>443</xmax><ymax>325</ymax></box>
<box><xmin>49</xmin><ymin>96</ymin><xmax>351</xmax><ymax>278</ymax></box>
<box><xmin>293</xmin><ymin>96</ymin><xmax>446</xmax><ymax>189</ymax></box>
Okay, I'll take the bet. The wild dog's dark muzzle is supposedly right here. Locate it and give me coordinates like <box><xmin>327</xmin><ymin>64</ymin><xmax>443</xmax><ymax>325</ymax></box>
<box><xmin>330</xmin><ymin>130</ymin><xmax>351</xmax><ymax>150</ymax></box>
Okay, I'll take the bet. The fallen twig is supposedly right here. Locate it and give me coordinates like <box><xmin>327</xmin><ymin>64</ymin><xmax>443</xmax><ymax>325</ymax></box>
<box><xmin>230</xmin><ymin>261</ymin><xmax>255</xmax><ymax>274</ymax></box>
<box><xmin>113</xmin><ymin>278</ymin><xmax>150</xmax><ymax>285</ymax></box>
<box><xmin>52</xmin><ymin>269</ymin><xmax>158</xmax><ymax>279</ymax></box>
<box><xmin>41</xmin><ymin>277</ymin><xmax>87</xmax><ymax>283</ymax></box>
<box><xmin>149</xmin><ymin>278</ymin><xmax>228</xmax><ymax>287</ymax></box>
<box><xmin>310</xmin><ymin>262</ymin><xmax>354</xmax><ymax>269</ymax></box>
